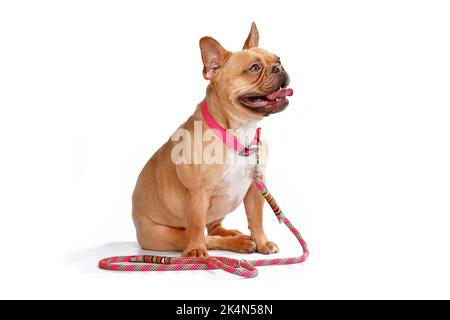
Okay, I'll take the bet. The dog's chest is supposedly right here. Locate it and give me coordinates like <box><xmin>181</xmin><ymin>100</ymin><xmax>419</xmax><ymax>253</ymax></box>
<box><xmin>206</xmin><ymin>162</ymin><xmax>255</xmax><ymax>223</ymax></box>
<box><xmin>221</xmin><ymin>160</ymin><xmax>255</xmax><ymax>200</ymax></box>
<box><xmin>205</xmin><ymin>121</ymin><xmax>262</xmax><ymax>223</ymax></box>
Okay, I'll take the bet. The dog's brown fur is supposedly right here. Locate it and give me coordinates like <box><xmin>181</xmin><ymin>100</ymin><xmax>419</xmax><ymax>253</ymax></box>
<box><xmin>132</xmin><ymin>23</ymin><xmax>290</xmax><ymax>257</ymax></box>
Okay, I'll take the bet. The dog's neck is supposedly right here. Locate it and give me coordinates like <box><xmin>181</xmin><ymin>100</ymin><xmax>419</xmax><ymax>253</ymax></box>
<box><xmin>204</xmin><ymin>86</ymin><xmax>261</xmax><ymax>146</ymax></box>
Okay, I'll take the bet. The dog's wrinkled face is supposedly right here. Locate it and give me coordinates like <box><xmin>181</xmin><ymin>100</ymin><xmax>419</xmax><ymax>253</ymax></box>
<box><xmin>200</xmin><ymin>23</ymin><xmax>292</xmax><ymax>117</ymax></box>
<box><xmin>224</xmin><ymin>49</ymin><xmax>291</xmax><ymax>116</ymax></box>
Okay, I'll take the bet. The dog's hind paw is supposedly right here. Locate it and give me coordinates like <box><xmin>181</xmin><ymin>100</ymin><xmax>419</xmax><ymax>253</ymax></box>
<box><xmin>182</xmin><ymin>248</ymin><xmax>209</xmax><ymax>258</ymax></box>
<box><xmin>229</xmin><ymin>235</ymin><xmax>257</xmax><ymax>253</ymax></box>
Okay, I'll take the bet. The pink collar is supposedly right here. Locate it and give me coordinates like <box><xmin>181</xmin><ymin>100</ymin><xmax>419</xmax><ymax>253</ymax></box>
<box><xmin>200</xmin><ymin>99</ymin><xmax>261</xmax><ymax>157</ymax></box>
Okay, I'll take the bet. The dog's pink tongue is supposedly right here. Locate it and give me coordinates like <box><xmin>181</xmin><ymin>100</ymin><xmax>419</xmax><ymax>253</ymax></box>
<box><xmin>266</xmin><ymin>88</ymin><xmax>294</xmax><ymax>101</ymax></box>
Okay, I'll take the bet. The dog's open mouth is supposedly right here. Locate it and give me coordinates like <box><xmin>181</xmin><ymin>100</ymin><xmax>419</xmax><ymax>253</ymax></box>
<box><xmin>239</xmin><ymin>88</ymin><xmax>293</xmax><ymax>115</ymax></box>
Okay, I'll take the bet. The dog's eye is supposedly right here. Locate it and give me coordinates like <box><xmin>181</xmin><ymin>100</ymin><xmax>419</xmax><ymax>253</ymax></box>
<box><xmin>249</xmin><ymin>64</ymin><xmax>261</xmax><ymax>73</ymax></box>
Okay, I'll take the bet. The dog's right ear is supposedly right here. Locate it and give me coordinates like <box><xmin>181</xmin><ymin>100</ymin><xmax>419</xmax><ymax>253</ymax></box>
<box><xmin>199</xmin><ymin>37</ymin><xmax>230</xmax><ymax>80</ymax></box>
<box><xmin>243</xmin><ymin>22</ymin><xmax>259</xmax><ymax>49</ymax></box>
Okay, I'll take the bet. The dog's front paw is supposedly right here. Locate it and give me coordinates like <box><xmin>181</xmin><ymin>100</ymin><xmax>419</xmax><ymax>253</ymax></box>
<box><xmin>182</xmin><ymin>247</ymin><xmax>209</xmax><ymax>257</ymax></box>
<box><xmin>256</xmin><ymin>241</ymin><xmax>279</xmax><ymax>255</ymax></box>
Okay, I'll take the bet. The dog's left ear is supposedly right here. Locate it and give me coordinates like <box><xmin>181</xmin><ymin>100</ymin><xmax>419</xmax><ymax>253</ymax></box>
<box><xmin>243</xmin><ymin>22</ymin><xmax>259</xmax><ymax>50</ymax></box>
<box><xmin>199</xmin><ymin>37</ymin><xmax>230</xmax><ymax>80</ymax></box>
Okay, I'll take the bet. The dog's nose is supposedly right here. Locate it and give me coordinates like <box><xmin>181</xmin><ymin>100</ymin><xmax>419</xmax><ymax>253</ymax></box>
<box><xmin>271</xmin><ymin>65</ymin><xmax>281</xmax><ymax>74</ymax></box>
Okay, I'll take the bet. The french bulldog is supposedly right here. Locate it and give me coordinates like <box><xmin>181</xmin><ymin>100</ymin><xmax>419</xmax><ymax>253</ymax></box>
<box><xmin>132</xmin><ymin>22</ymin><xmax>292</xmax><ymax>257</ymax></box>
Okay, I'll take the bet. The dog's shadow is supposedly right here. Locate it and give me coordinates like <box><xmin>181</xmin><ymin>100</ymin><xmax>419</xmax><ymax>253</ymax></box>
<box><xmin>68</xmin><ymin>241</ymin><xmax>173</xmax><ymax>272</ymax></box>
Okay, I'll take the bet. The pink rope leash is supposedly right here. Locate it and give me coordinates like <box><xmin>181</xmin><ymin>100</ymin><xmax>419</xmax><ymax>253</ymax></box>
<box><xmin>98</xmin><ymin>175</ymin><xmax>309</xmax><ymax>278</ymax></box>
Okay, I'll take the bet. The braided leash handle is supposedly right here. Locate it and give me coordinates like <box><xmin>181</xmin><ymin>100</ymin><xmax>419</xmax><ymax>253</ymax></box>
<box><xmin>98</xmin><ymin>175</ymin><xmax>309</xmax><ymax>278</ymax></box>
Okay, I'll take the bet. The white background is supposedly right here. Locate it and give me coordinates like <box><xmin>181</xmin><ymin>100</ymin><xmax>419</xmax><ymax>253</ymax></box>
<box><xmin>1</xmin><ymin>0</ymin><xmax>450</xmax><ymax>300</ymax></box>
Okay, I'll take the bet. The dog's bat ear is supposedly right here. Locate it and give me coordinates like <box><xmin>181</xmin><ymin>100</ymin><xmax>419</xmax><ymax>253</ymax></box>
<box><xmin>199</xmin><ymin>37</ymin><xmax>230</xmax><ymax>80</ymax></box>
<box><xmin>243</xmin><ymin>22</ymin><xmax>259</xmax><ymax>50</ymax></box>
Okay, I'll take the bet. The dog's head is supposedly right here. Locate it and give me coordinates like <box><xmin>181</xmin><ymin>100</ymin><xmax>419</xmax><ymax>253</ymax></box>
<box><xmin>200</xmin><ymin>22</ymin><xmax>292</xmax><ymax>118</ymax></box>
